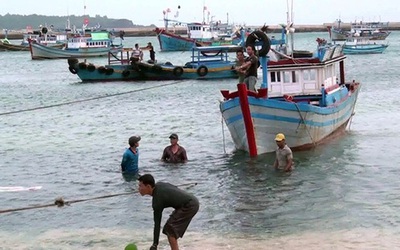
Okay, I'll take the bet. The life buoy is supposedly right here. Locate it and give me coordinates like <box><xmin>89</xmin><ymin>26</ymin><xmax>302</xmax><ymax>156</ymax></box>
<box><xmin>98</xmin><ymin>66</ymin><xmax>106</xmax><ymax>74</ymax></box>
<box><xmin>173</xmin><ymin>67</ymin><xmax>184</xmax><ymax>77</ymax></box>
<box><xmin>78</xmin><ymin>62</ymin><xmax>87</xmax><ymax>70</ymax></box>
<box><xmin>165</xmin><ymin>61</ymin><xmax>173</xmax><ymax>66</ymax></box>
<box><xmin>67</xmin><ymin>58</ymin><xmax>79</xmax><ymax>66</ymax></box>
<box><xmin>197</xmin><ymin>65</ymin><xmax>208</xmax><ymax>77</ymax></box>
<box><xmin>87</xmin><ymin>64</ymin><xmax>96</xmax><ymax>72</ymax></box>
<box><xmin>41</xmin><ymin>27</ymin><xmax>48</xmax><ymax>34</ymax></box>
<box><xmin>122</xmin><ymin>69</ymin><xmax>130</xmax><ymax>77</ymax></box>
<box><xmin>105</xmin><ymin>67</ymin><xmax>114</xmax><ymax>75</ymax></box>
<box><xmin>245</xmin><ymin>30</ymin><xmax>271</xmax><ymax>57</ymax></box>
<box><xmin>69</xmin><ymin>66</ymin><xmax>77</xmax><ymax>74</ymax></box>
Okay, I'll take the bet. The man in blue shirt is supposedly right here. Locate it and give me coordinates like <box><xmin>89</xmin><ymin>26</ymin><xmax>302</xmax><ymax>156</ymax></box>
<box><xmin>121</xmin><ymin>136</ymin><xmax>141</xmax><ymax>176</ymax></box>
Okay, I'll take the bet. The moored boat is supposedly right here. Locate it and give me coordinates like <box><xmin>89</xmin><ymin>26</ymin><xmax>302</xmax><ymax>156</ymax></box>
<box><xmin>219</xmin><ymin>22</ymin><xmax>361</xmax><ymax>156</ymax></box>
<box><xmin>342</xmin><ymin>37</ymin><xmax>388</xmax><ymax>54</ymax></box>
<box><xmin>29</xmin><ymin>30</ymin><xmax>123</xmax><ymax>59</ymax></box>
<box><xmin>67</xmin><ymin>44</ymin><xmax>246</xmax><ymax>82</ymax></box>
<box><xmin>328</xmin><ymin>19</ymin><xmax>391</xmax><ymax>41</ymax></box>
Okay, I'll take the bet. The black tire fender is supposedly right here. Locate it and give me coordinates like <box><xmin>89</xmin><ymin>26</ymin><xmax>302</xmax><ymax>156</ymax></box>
<box><xmin>245</xmin><ymin>30</ymin><xmax>271</xmax><ymax>57</ymax></box>
<box><xmin>68</xmin><ymin>66</ymin><xmax>77</xmax><ymax>74</ymax></box>
<box><xmin>67</xmin><ymin>58</ymin><xmax>79</xmax><ymax>66</ymax></box>
<box><xmin>105</xmin><ymin>67</ymin><xmax>114</xmax><ymax>75</ymax></box>
<box><xmin>78</xmin><ymin>62</ymin><xmax>87</xmax><ymax>70</ymax></box>
<box><xmin>197</xmin><ymin>65</ymin><xmax>208</xmax><ymax>77</ymax></box>
<box><xmin>87</xmin><ymin>64</ymin><xmax>96</xmax><ymax>72</ymax></box>
<box><xmin>172</xmin><ymin>66</ymin><xmax>184</xmax><ymax>77</ymax></box>
<box><xmin>98</xmin><ymin>66</ymin><xmax>106</xmax><ymax>74</ymax></box>
<box><xmin>122</xmin><ymin>69</ymin><xmax>130</xmax><ymax>77</ymax></box>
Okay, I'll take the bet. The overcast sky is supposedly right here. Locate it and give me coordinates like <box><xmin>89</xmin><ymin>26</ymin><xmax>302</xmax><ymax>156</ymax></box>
<box><xmin>1</xmin><ymin>0</ymin><xmax>398</xmax><ymax>26</ymax></box>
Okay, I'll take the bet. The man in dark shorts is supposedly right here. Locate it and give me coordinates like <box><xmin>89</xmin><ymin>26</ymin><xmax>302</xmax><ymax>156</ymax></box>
<box><xmin>138</xmin><ymin>174</ymin><xmax>199</xmax><ymax>250</ymax></box>
<box><xmin>161</xmin><ymin>133</ymin><xmax>188</xmax><ymax>163</ymax></box>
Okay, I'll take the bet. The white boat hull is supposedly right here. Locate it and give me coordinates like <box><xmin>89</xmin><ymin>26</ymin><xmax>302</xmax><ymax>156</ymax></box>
<box><xmin>220</xmin><ymin>86</ymin><xmax>360</xmax><ymax>154</ymax></box>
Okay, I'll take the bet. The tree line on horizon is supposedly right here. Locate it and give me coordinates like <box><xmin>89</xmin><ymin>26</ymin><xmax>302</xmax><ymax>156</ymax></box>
<box><xmin>0</xmin><ymin>14</ymin><xmax>155</xmax><ymax>31</ymax></box>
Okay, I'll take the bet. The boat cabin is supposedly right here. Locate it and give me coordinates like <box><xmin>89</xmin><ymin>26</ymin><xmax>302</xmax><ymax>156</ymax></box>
<box><xmin>67</xmin><ymin>31</ymin><xmax>113</xmax><ymax>49</ymax></box>
<box><xmin>185</xmin><ymin>45</ymin><xmax>240</xmax><ymax>68</ymax></box>
<box><xmin>266</xmin><ymin>44</ymin><xmax>346</xmax><ymax>105</ymax></box>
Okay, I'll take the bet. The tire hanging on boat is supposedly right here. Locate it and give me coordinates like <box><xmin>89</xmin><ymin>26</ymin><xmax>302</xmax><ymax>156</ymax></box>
<box><xmin>122</xmin><ymin>69</ymin><xmax>130</xmax><ymax>77</ymax></box>
<box><xmin>78</xmin><ymin>62</ymin><xmax>87</xmax><ymax>70</ymax></box>
<box><xmin>105</xmin><ymin>67</ymin><xmax>114</xmax><ymax>75</ymax></box>
<box><xmin>67</xmin><ymin>58</ymin><xmax>79</xmax><ymax>67</ymax></box>
<box><xmin>172</xmin><ymin>66</ymin><xmax>184</xmax><ymax>77</ymax></box>
<box><xmin>97</xmin><ymin>66</ymin><xmax>106</xmax><ymax>74</ymax></box>
<box><xmin>245</xmin><ymin>30</ymin><xmax>271</xmax><ymax>57</ymax></box>
<box><xmin>87</xmin><ymin>64</ymin><xmax>96</xmax><ymax>72</ymax></box>
<box><xmin>197</xmin><ymin>65</ymin><xmax>208</xmax><ymax>77</ymax></box>
<box><xmin>68</xmin><ymin>66</ymin><xmax>77</xmax><ymax>74</ymax></box>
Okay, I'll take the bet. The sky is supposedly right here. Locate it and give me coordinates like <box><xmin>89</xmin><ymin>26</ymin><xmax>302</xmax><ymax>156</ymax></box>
<box><xmin>0</xmin><ymin>0</ymin><xmax>399</xmax><ymax>27</ymax></box>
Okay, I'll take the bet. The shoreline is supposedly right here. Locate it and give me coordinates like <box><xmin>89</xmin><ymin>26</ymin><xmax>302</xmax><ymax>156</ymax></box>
<box><xmin>2</xmin><ymin>22</ymin><xmax>400</xmax><ymax>39</ymax></box>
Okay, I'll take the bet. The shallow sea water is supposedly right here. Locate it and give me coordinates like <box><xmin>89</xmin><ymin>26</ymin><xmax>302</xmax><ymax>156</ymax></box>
<box><xmin>1</xmin><ymin>32</ymin><xmax>400</xmax><ymax>249</ymax></box>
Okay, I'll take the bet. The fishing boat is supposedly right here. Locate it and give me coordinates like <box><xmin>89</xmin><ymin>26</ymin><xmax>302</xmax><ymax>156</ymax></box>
<box><xmin>67</xmin><ymin>44</ymin><xmax>244</xmax><ymax>82</ymax></box>
<box><xmin>29</xmin><ymin>30</ymin><xmax>123</xmax><ymax>59</ymax></box>
<box><xmin>342</xmin><ymin>37</ymin><xmax>388</xmax><ymax>54</ymax></box>
<box><xmin>328</xmin><ymin>19</ymin><xmax>391</xmax><ymax>41</ymax></box>
<box><xmin>219</xmin><ymin>17</ymin><xmax>361</xmax><ymax>156</ymax></box>
<box><xmin>154</xmin><ymin>5</ymin><xmax>242</xmax><ymax>51</ymax></box>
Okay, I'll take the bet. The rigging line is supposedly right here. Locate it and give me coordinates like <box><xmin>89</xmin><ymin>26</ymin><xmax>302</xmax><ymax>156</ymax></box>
<box><xmin>293</xmin><ymin>102</ymin><xmax>316</xmax><ymax>147</ymax></box>
<box><xmin>0</xmin><ymin>182</ymin><xmax>198</xmax><ymax>214</ymax></box>
<box><xmin>0</xmin><ymin>80</ymin><xmax>183</xmax><ymax>117</ymax></box>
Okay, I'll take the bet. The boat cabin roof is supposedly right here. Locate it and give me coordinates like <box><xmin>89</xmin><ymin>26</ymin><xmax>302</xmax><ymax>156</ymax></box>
<box><xmin>192</xmin><ymin>45</ymin><xmax>242</xmax><ymax>51</ymax></box>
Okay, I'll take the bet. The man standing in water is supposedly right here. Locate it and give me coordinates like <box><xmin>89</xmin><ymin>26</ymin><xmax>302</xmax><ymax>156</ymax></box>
<box><xmin>161</xmin><ymin>133</ymin><xmax>188</xmax><ymax>163</ymax></box>
<box><xmin>121</xmin><ymin>135</ymin><xmax>141</xmax><ymax>177</ymax></box>
<box><xmin>138</xmin><ymin>174</ymin><xmax>199</xmax><ymax>250</ymax></box>
<box><xmin>273</xmin><ymin>133</ymin><xmax>293</xmax><ymax>172</ymax></box>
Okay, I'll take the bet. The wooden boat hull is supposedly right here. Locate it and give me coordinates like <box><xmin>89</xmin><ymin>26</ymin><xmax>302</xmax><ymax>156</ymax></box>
<box><xmin>29</xmin><ymin>41</ymin><xmax>123</xmax><ymax>59</ymax></box>
<box><xmin>68</xmin><ymin>59</ymin><xmax>238</xmax><ymax>82</ymax></box>
<box><xmin>0</xmin><ymin>41</ymin><xmax>64</xmax><ymax>52</ymax></box>
<box><xmin>219</xmin><ymin>83</ymin><xmax>360</xmax><ymax>154</ymax></box>
<box><xmin>155</xmin><ymin>28</ymin><xmax>241</xmax><ymax>52</ymax></box>
<box><xmin>343</xmin><ymin>44</ymin><xmax>388</xmax><ymax>54</ymax></box>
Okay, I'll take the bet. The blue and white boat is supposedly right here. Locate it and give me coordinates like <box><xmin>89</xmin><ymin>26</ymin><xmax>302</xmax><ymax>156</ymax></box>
<box><xmin>219</xmin><ymin>33</ymin><xmax>361</xmax><ymax>155</ymax></box>
<box><xmin>67</xmin><ymin>44</ymin><xmax>243</xmax><ymax>82</ymax></box>
<box><xmin>29</xmin><ymin>31</ymin><xmax>123</xmax><ymax>59</ymax></box>
<box><xmin>329</xmin><ymin>19</ymin><xmax>391</xmax><ymax>41</ymax></box>
<box><xmin>342</xmin><ymin>37</ymin><xmax>388</xmax><ymax>55</ymax></box>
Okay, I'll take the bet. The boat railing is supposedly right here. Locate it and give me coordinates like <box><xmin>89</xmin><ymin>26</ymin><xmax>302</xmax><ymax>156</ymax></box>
<box><xmin>108</xmin><ymin>48</ymin><xmax>133</xmax><ymax>65</ymax></box>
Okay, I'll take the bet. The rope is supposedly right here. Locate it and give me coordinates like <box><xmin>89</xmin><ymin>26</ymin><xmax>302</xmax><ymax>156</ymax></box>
<box><xmin>293</xmin><ymin>102</ymin><xmax>316</xmax><ymax>147</ymax></box>
<box><xmin>0</xmin><ymin>80</ymin><xmax>183</xmax><ymax>116</ymax></box>
<box><xmin>221</xmin><ymin>115</ymin><xmax>227</xmax><ymax>154</ymax></box>
<box><xmin>0</xmin><ymin>182</ymin><xmax>197</xmax><ymax>214</ymax></box>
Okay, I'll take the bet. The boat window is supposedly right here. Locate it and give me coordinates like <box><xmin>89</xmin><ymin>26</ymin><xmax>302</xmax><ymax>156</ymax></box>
<box><xmin>292</xmin><ymin>71</ymin><xmax>297</xmax><ymax>82</ymax></box>
<box><xmin>270</xmin><ymin>72</ymin><xmax>281</xmax><ymax>82</ymax></box>
<box><xmin>303</xmin><ymin>69</ymin><xmax>316</xmax><ymax>81</ymax></box>
<box><xmin>283</xmin><ymin>72</ymin><xmax>290</xmax><ymax>83</ymax></box>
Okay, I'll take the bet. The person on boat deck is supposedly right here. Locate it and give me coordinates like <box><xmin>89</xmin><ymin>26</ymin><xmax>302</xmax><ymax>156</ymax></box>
<box><xmin>161</xmin><ymin>133</ymin><xmax>188</xmax><ymax>164</ymax></box>
<box><xmin>273</xmin><ymin>133</ymin><xmax>294</xmax><ymax>172</ymax></box>
<box><xmin>138</xmin><ymin>174</ymin><xmax>199</xmax><ymax>250</ymax></box>
<box><xmin>130</xmin><ymin>43</ymin><xmax>143</xmax><ymax>62</ymax></box>
<box><xmin>234</xmin><ymin>50</ymin><xmax>246</xmax><ymax>84</ymax></box>
<box><xmin>147</xmin><ymin>42</ymin><xmax>156</xmax><ymax>63</ymax></box>
<box><xmin>121</xmin><ymin>135</ymin><xmax>141</xmax><ymax>176</ymax></box>
<box><xmin>239</xmin><ymin>45</ymin><xmax>259</xmax><ymax>91</ymax></box>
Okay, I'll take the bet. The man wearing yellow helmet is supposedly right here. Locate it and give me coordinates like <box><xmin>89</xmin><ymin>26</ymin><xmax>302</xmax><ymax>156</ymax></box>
<box><xmin>273</xmin><ymin>133</ymin><xmax>293</xmax><ymax>172</ymax></box>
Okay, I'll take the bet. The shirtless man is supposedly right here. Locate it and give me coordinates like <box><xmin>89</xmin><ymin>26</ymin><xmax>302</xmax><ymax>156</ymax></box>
<box><xmin>161</xmin><ymin>133</ymin><xmax>188</xmax><ymax>163</ymax></box>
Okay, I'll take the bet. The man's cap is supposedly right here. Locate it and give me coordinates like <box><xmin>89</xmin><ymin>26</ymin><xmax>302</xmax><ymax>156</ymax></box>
<box><xmin>169</xmin><ymin>133</ymin><xmax>178</xmax><ymax>140</ymax></box>
<box><xmin>275</xmin><ymin>133</ymin><xmax>285</xmax><ymax>141</ymax></box>
<box><xmin>129</xmin><ymin>136</ymin><xmax>141</xmax><ymax>146</ymax></box>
